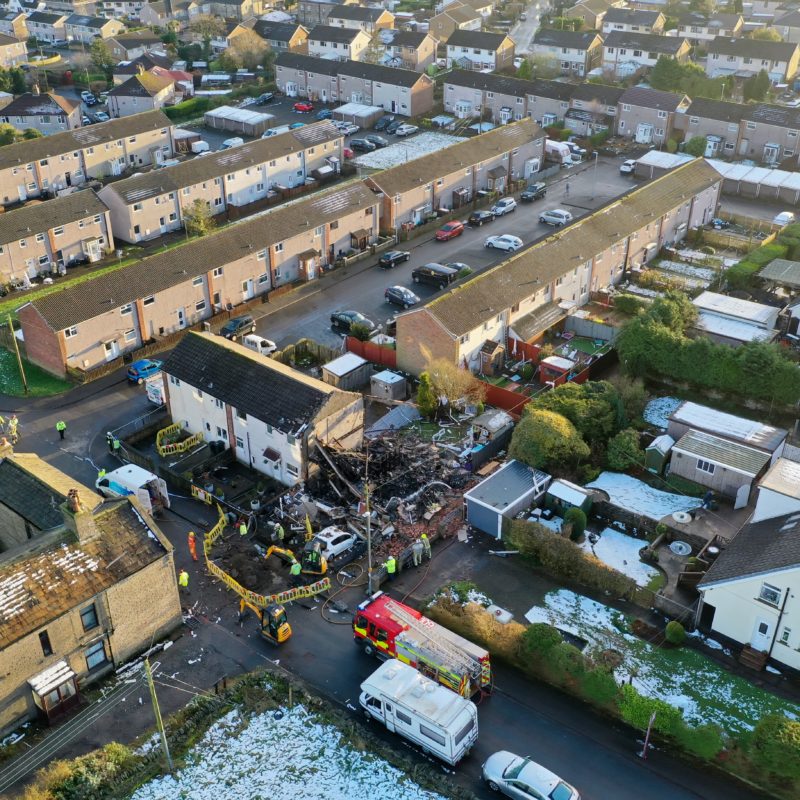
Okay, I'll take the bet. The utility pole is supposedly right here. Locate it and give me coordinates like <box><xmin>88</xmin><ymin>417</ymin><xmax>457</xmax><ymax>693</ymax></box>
<box><xmin>590</xmin><ymin>151</ymin><xmax>599</xmax><ymax>201</ymax></box>
<box><xmin>365</xmin><ymin>441</ymin><xmax>374</xmax><ymax>595</ymax></box>
<box><xmin>144</xmin><ymin>658</ymin><xmax>173</xmax><ymax>773</ymax></box>
<box><xmin>7</xmin><ymin>315</ymin><xmax>27</xmax><ymax>395</ymax></box>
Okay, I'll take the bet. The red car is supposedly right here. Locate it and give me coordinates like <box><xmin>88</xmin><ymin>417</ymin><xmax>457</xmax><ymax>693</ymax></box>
<box><xmin>436</xmin><ymin>220</ymin><xmax>465</xmax><ymax>241</ymax></box>
<box><xmin>293</xmin><ymin>101</ymin><xmax>314</xmax><ymax>113</ymax></box>
<box><xmin>343</xmin><ymin>147</ymin><xmax>354</xmax><ymax>159</ymax></box>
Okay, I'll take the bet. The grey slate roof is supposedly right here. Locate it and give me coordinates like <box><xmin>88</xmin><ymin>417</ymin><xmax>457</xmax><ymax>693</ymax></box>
<box><xmin>108</xmin><ymin>72</ymin><xmax>173</xmax><ymax>98</ymax></box>
<box><xmin>445</xmin><ymin>69</ymin><xmax>575</xmax><ymax>102</ymax></box>
<box><xmin>308</xmin><ymin>24</ymin><xmax>364</xmax><ymax>44</ymax></box>
<box><xmin>1</xmin><ymin>92</ymin><xmax>78</xmax><ymax>118</ymax></box>
<box><xmin>328</xmin><ymin>5</ymin><xmax>386</xmax><ymax>21</ymax></box>
<box><xmin>570</xmin><ymin>82</ymin><xmax>625</xmax><ymax>106</ymax></box>
<box><xmin>104</xmin><ymin>121</ymin><xmax>340</xmax><ymax>203</ymax></box>
<box><xmin>678</xmin><ymin>12</ymin><xmax>742</xmax><ymax>29</ymax></box>
<box><xmin>533</xmin><ymin>28</ymin><xmax>602</xmax><ymax>51</ymax></box>
<box><xmin>673</xmin><ymin>430</ymin><xmax>770</xmax><ymax>477</ymax></box>
<box><xmin>464</xmin><ymin>459</ymin><xmax>549</xmax><ymax>513</ymax></box>
<box><xmin>65</xmin><ymin>14</ymin><xmax>112</xmax><ymax>28</ymax></box>
<box><xmin>743</xmin><ymin>102</ymin><xmax>800</xmax><ymax>129</ymax></box>
<box><xmin>760</xmin><ymin>258</ymin><xmax>800</xmax><ymax>288</ymax></box>
<box><xmin>446</xmin><ymin>29</ymin><xmax>510</xmax><ymax>50</ymax></box>
<box><xmin>275</xmin><ymin>52</ymin><xmax>424</xmax><ymax>87</ymax></box>
<box><xmin>26</xmin><ymin>182</ymin><xmax>377</xmax><ymax>331</ymax></box>
<box><xmin>699</xmin><ymin>511</ymin><xmax>800</xmax><ymax>587</ymax></box>
<box><xmin>0</xmin><ymin>460</ymin><xmax>65</xmax><ymax>531</ymax></box>
<box><xmin>114</xmin><ymin>53</ymin><xmax>173</xmax><ymax>75</ymax></box>
<box><xmin>603</xmin><ymin>30</ymin><xmax>686</xmax><ymax>53</ymax></box>
<box><xmin>0</xmin><ymin>32</ymin><xmax>20</xmax><ymax>46</ymax></box>
<box><xmin>604</xmin><ymin>7</ymin><xmax>662</xmax><ymax>25</ymax></box>
<box><xmin>253</xmin><ymin>21</ymin><xmax>307</xmax><ymax>42</ymax></box>
<box><xmin>163</xmin><ymin>332</ymin><xmax>330</xmax><ymax>432</ymax></box>
<box><xmin>708</xmin><ymin>35</ymin><xmax>798</xmax><ymax>61</ymax></box>
<box><xmin>0</xmin><ymin>110</ymin><xmax>172</xmax><ymax>172</ymax></box>
<box><xmin>26</xmin><ymin>11</ymin><xmax>67</xmax><ymax>24</ymax></box>
<box><xmin>388</xmin><ymin>30</ymin><xmax>429</xmax><ymax>48</ymax></box>
<box><xmin>0</xmin><ymin>190</ymin><xmax>107</xmax><ymax>245</ymax></box>
<box><xmin>619</xmin><ymin>86</ymin><xmax>686</xmax><ymax>112</ymax></box>
<box><xmin>684</xmin><ymin>97</ymin><xmax>746</xmax><ymax>123</ymax></box>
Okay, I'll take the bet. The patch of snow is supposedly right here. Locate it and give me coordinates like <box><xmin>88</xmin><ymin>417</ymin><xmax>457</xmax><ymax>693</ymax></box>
<box><xmin>587</xmin><ymin>472</ymin><xmax>697</xmax><ymax>521</ymax></box>
<box><xmin>657</xmin><ymin>260</ymin><xmax>716</xmax><ymax>283</ymax></box>
<box><xmin>130</xmin><ymin>704</ymin><xmax>448</xmax><ymax>800</ymax></box>
<box><xmin>353</xmin><ymin>132</ymin><xmax>467</xmax><ymax>171</ymax></box>
<box><xmin>533</xmin><ymin>516</ymin><xmax>562</xmax><ymax>533</ymax></box>
<box><xmin>579</xmin><ymin>528</ymin><xmax>660</xmax><ymax>587</ymax></box>
<box><xmin>766</xmin><ymin>666</ymin><xmax>782</xmax><ymax>675</ymax></box>
<box><xmin>624</xmin><ymin>285</ymin><xmax>663</xmax><ymax>298</ymax></box>
<box><xmin>644</xmin><ymin>397</ymin><xmax>681</xmax><ymax>429</ymax></box>
<box><xmin>440</xmin><ymin>586</ymin><xmax>493</xmax><ymax>607</ymax></box>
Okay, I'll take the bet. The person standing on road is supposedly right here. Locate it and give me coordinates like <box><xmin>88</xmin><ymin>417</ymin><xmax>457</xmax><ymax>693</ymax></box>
<box><xmin>7</xmin><ymin>414</ymin><xmax>18</xmax><ymax>444</ymax></box>
<box><xmin>290</xmin><ymin>559</ymin><xmax>302</xmax><ymax>586</ymax></box>
<box><xmin>188</xmin><ymin>531</ymin><xmax>198</xmax><ymax>562</ymax></box>
<box><xmin>112</xmin><ymin>436</ymin><xmax>121</xmax><ymax>456</ymax></box>
<box><xmin>564</xmin><ymin>180</ymin><xmax>570</xmax><ymax>198</ymax></box>
<box><xmin>178</xmin><ymin>570</ymin><xmax>189</xmax><ymax>592</ymax></box>
<box><xmin>421</xmin><ymin>532</ymin><xmax>431</xmax><ymax>560</ymax></box>
<box><xmin>56</xmin><ymin>420</ymin><xmax>67</xmax><ymax>440</ymax></box>
<box><xmin>412</xmin><ymin>538</ymin><xmax>424</xmax><ymax>567</ymax></box>
<box><xmin>106</xmin><ymin>432</ymin><xmax>114</xmax><ymax>453</ymax></box>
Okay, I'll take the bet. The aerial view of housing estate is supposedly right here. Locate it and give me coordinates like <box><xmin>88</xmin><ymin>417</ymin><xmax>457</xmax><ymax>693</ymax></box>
<box><xmin>1</xmin><ymin>0</ymin><xmax>800</xmax><ymax>798</ymax></box>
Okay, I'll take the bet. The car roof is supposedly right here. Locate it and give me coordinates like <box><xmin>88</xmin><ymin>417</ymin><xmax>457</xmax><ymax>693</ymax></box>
<box><xmin>519</xmin><ymin>759</ymin><xmax>563</xmax><ymax>793</ymax></box>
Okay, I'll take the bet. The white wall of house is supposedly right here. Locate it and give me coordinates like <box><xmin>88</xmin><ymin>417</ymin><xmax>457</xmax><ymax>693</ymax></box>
<box><xmin>752</xmin><ymin>486</ymin><xmax>800</xmax><ymax>523</ymax></box>
<box><xmin>231</xmin><ymin>411</ymin><xmax>303</xmax><ymax>485</ymax></box>
<box><xmin>701</xmin><ymin>573</ymin><xmax>800</xmax><ymax>670</ymax></box>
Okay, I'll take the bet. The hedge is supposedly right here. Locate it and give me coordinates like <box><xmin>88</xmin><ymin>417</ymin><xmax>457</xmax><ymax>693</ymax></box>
<box><xmin>164</xmin><ymin>96</ymin><xmax>212</xmax><ymax>121</ymax></box>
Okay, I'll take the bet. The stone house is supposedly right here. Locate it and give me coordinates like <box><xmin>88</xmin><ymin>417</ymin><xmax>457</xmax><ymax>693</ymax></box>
<box><xmin>296</xmin><ymin>0</ymin><xmax>352</xmax><ymax>27</ymax></box>
<box><xmin>307</xmin><ymin>23</ymin><xmax>371</xmax><ymax>60</ymax></box>
<box><xmin>326</xmin><ymin>5</ymin><xmax>394</xmax><ymax>33</ymax></box>
<box><xmin>616</xmin><ymin>86</ymin><xmax>690</xmax><ymax>146</ymax></box>
<box><xmin>673</xmin><ymin>97</ymin><xmax>747</xmax><ymax>159</ymax></box>
<box><xmin>445</xmin><ymin>29</ymin><xmax>516</xmax><ymax>72</ymax></box>
<box><xmin>0</xmin><ymin>12</ymin><xmax>28</xmax><ymax>40</ymax></box>
<box><xmin>566</xmin><ymin>0</ymin><xmax>623</xmax><ymax>31</ymax></box>
<box><xmin>18</xmin><ymin>182</ymin><xmax>379</xmax><ymax>375</ymax></box>
<box><xmin>384</xmin><ymin>31</ymin><xmax>437</xmax><ymax>72</ymax></box>
<box><xmin>0</xmin><ymin>191</ymin><xmax>113</xmax><ymax>284</ymax></box>
<box><xmin>107</xmin><ymin>72</ymin><xmax>175</xmax><ymax>118</ymax></box>
<box><xmin>531</xmin><ymin>28</ymin><xmax>603</xmax><ymax>78</ymax></box>
<box><xmin>252</xmin><ymin>21</ymin><xmax>309</xmax><ymax>54</ymax></box>
<box><xmin>677</xmin><ymin>12</ymin><xmax>744</xmax><ymax>46</ymax></box>
<box><xmin>25</xmin><ymin>12</ymin><xmax>68</xmax><ymax>43</ymax></box>
<box><xmin>64</xmin><ymin>14</ymin><xmax>126</xmax><ymax>43</ymax></box>
<box><xmin>162</xmin><ymin>333</ymin><xmax>365</xmax><ymax>486</ymax></box>
<box><xmin>566</xmin><ymin>82</ymin><xmax>623</xmax><ymax>136</ymax></box>
<box><xmin>429</xmin><ymin>4</ymin><xmax>482</xmax><ymax>44</ymax></box>
<box><xmin>0</xmin><ymin>452</ymin><xmax>182</xmax><ymax>735</ymax></box>
<box><xmin>0</xmin><ymin>92</ymin><xmax>81</xmax><ymax>135</ymax></box>
<box><xmin>738</xmin><ymin>103</ymin><xmax>800</xmax><ymax>164</ymax></box>
<box><xmin>602</xmin><ymin>7</ymin><xmax>665</xmax><ymax>35</ymax></box>
<box><xmin>602</xmin><ymin>30</ymin><xmax>690</xmax><ymax>78</ymax></box>
<box><xmin>0</xmin><ymin>33</ymin><xmax>26</xmax><ymax>68</ymax></box>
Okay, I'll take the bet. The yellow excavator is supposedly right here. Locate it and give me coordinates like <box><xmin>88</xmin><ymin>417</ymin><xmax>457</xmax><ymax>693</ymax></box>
<box><xmin>238</xmin><ymin>598</ymin><xmax>292</xmax><ymax>645</ymax></box>
<box><xmin>264</xmin><ymin>544</ymin><xmax>327</xmax><ymax>576</ymax></box>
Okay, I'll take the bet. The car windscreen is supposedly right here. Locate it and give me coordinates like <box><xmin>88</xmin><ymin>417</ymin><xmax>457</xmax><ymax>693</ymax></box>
<box><xmin>550</xmin><ymin>782</ymin><xmax>574</xmax><ymax>800</ymax></box>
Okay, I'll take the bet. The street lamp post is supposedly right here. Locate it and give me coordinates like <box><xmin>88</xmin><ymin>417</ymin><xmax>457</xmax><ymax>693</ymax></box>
<box><xmin>590</xmin><ymin>150</ymin><xmax>599</xmax><ymax>201</ymax></box>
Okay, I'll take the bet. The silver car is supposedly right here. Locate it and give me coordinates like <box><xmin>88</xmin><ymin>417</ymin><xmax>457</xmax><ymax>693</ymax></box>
<box><xmin>482</xmin><ymin>751</ymin><xmax>580</xmax><ymax>800</ymax></box>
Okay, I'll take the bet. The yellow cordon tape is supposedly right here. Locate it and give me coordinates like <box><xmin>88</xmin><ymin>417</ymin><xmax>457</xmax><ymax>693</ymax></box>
<box><xmin>201</xmin><ymin>504</ymin><xmax>331</xmax><ymax>608</ymax></box>
<box><xmin>156</xmin><ymin>423</ymin><xmax>203</xmax><ymax>456</ymax></box>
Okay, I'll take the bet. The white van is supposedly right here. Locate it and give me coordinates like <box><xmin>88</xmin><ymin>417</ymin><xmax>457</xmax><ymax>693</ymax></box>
<box><xmin>220</xmin><ymin>137</ymin><xmax>244</xmax><ymax>150</ymax></box>
<box><xmin>359</xmin><ymin>661</ymin><xmax>478</xmax><ymax>765</ymax></box>
<box><xmin>262</xmin><ymin>125</ymin><xmax>291</xmax><ymax>138</ymax></box>
<box><xmin>191</xmin><ymin>140</ymin><xmax>210</xmax><ymax>154</ymax></box>
<box><xmin>242</xmin><ymin>334</ymin><xmax>277</xmax><ymax>356</ymax></box>
<box><xmin>95</xmin><ymin>465</ymin><xmax>170</xmax><ymax>515</ymax></box>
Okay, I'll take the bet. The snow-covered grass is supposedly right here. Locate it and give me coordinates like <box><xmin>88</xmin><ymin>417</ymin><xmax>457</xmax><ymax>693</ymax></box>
<box><xmin>587</xmin><ymin>472</ymin><xmax>698</xmax><ymax>521</ymax></box>
<box><xmin>622</xmin><ymin>285</ymin><xmax>663</xmax><ymax>298</ymax></box>
<box><xmin>130</xmin><ymin>704</ymin><xmax>449</xmax><ymax>800</ymax></box>
<box><xmin>579</xmin><ymin>527</ymin><xmax>661</xmax><ymax>587</ymax></box>
<box><xmin>644</xmin><ymin>396</ymin><xmax>681</xmax><ymax>429</ymax></box>
<box><xmin>439</xmin><ymin>581</ymin><xmax>493</xmax><ymax>607</ymax></box>
<box><xmin>524</xmin><ymin>589</ymin><xmax>800</xmax><ymax>734</ymax></box>
<box><xmin>656</xmin><ymin>260</ymin><xmax>716</xmax><ymax>283</ymax></box>
<box><xmin>353</xmin><ymin>132</ymin><xmax>467</xmax><ymax>170</ymax></box>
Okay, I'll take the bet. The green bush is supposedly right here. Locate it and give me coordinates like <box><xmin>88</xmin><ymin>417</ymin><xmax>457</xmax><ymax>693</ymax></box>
<box><xmin>164</xmin><ymin>96</ymin><xmax>212</xmax><ymax>121</ymax></box>
<box><xmin>750</xmin><ymin>714</ymin><xmax>800</xmax><ymax>780</ymax></box>
<box><xmin>519</xmin><ymin>622</ymin><xmax>562</xmax><ymax>659</ymax></box>
<box><xmin>674</xmin><ymin>723</ymin><xmax>724</xmax><ymax>760</ymax></box>
<box><xmin>619</xmin><ymin>684</ymin><xmax>685</xmax><ymax>738</ymax></box>
<box><xmin>564</xmin><ymin>507</ymin><xmax>587</xmax><ymax>541</ymax></box>
<box><xmin>579</xmin><ymin>666</ymin><xmax>620</xmax><ymax>707</ymax></box>
<box><xmin>521</xmin><ymin>362</ymin><xmax>535</xmax><ymax>380</ymax></box>
<box><xmin>550</xmin><ymin>641</ymin><xmax>586</xmax><ymax>679</ymax></box>
<box><xmin>606</xmin><ymin>428</ymin><xmax>642</xmax><ymax>471</ymax></box>
<box><xmin>613</xmin><ymin>294</ymin><xmax>645</xmax><ymax>316</ymax></box>
<box><xmin>349</xmin><ymin>322</ymin><xmax>373</xmax><ymax>341</ymax></box>
<box><xmin>665</xmin><ymin>620</ymin><xmax>686</xmax><ymax>645</ymax></box>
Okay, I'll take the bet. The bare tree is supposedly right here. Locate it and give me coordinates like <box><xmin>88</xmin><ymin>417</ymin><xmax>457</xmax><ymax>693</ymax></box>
<box><xmin>228</xmin><ymin>29</ymin><xmax>269</xmax><ymax>70</ymax></box>
<box><xmin>190</xmin><ymin>15</ymin><xmax>227</xmax><ymax>61</ymax></box>
<box><xmin>426</xmin><ymin>358</ymin><xmax>486</xmax><ymax>411</ymax></box>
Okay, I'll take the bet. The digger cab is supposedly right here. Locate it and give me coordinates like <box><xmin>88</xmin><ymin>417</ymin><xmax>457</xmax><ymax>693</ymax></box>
<box><xmin>301</xmin><ymin>546</ymin><xmax>327</xmax><ymax>576</ymax></box>
<box><xmin>261</xmin><ymin>603</ymin><xmax>291</xmax><ymax>644</ymax></box>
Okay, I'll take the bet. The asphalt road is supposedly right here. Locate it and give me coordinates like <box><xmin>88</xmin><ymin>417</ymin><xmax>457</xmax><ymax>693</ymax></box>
<box><xmin>512</xmin><ymin>2</ymin><xmax>549</xmax><ymax>54</ymax></box>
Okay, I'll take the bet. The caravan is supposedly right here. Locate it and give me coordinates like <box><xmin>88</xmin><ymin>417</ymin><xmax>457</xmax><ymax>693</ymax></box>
<box><xmin>359</xmin><ymin>661</ymin><xmax>478</xmax><ymax>765</ymax></box>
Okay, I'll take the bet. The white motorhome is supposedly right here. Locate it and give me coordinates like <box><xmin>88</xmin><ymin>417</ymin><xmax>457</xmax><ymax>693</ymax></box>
<box><xmin>359</xmin><ymin>661</ymin><xmax>478</xmax><ymax>765</ymax></box>
<box><xmin>545</xmin><ymin>139</ymin><xmax>573</xmax><ymax>166</ymax></box>
<box><xmin>95</xmin><ymin>465</ymin><xmax>170</xmax><ymax>515</ymax></box>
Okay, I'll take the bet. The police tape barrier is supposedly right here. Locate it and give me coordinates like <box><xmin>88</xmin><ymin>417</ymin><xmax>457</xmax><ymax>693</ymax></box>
<box><xmin>201</xmin><ymin>504</ymin><xmax>331</xmax><ymax>608</ymax></box>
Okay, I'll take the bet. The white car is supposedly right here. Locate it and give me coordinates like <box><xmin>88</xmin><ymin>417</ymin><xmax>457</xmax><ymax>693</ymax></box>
<box><xmin>773</xmin><ymin>211</ymin><xmax>796</xmax><ymax>226</ymax></box>
<box><xmin>336</xmin><ymin>122</ymin><xmax>360</xmax><ymax>135</ymax></box>
<box><xmin>491</xmin><ymin>197</ymin><xmax>517</xmax><ymax>216</ymax></box>
<box><xmin>620</xmin><ymin>159</ymin><xmax>636</xmax><ymax>174</ymax></box>
<box><xmin>312</xmin><ymin>526</ymin><xmax>358</xmax><ymax>560</ymax></box>
<box><xmin>482</xmin><ymin>751</ymin><xmax>580</xmax><ymax>800</ymax></box>
<box><xmin>395</xmin><ymin>123</ymin><xmax>419</xmax><ymax>137</ymax></box>
<box><xmin>539</xmin><ymin>209</ymin><xmax>573</xmax><ymax>227</ymax></box>
<box><xmin>485</xmin><ymin>234</ymin><xmax>523</xmax><ymax>252</ymax></box>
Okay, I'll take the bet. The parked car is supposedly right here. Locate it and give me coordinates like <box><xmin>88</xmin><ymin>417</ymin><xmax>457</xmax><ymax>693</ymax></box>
<box><xmin>565</xmin><ymin>141</ymin><xmax>587</xmax><ymax>158</ymax></box>
<box><xmin>469</xmin><ymin>209</ymin><xmax>495</xmax><ymax>226</ymax></box>
<box><xmin>337</xmin><ymin>122</ymin><xmax>360</xmax><ymax>135</ymax></box>
<box><xmin>386</xmin><ymin>119</ymin><xmax>403</xmax><ymax>134</ymax></box>
<box><xmin>539</xmin><ymin>209</ymin><xmax>573</xmax><ymax>227</ymax></box>
<box><xmin>378</xmin><ymin>250</ymin><xmax>411</xmax><ymax>268</ymax></box>
<box><xmin>395</xmin><ymin>123</ymin><xmax>419</xmax><ymax>137</ymax></box>
<box><xmin>257</xmin><ymin>92</ymin><xmax>275</xmax><ymax>104</ymax></box>
<box><xmin>364</xmin><ymin>134</ymin><xmax>389</xmax><ymax>148</ymax></box>
<box><xmin>127</xmin><ymin>359</ymin><xmax>163</xmax><ymax>384</ymax></box>
<box><xmin>220</xmin><ymin>315</ymin><xmax>256</xmax><ymax>339</ymax></box>
<box><xmin>485</xmin><ymin>234</ymin><xmax>523</xmax><ymax>252</ymax></box>
<box><xmin>385</xmin><ymin>285</ymin><xmax>420</xmax><ymax>308</ymax></box>
<box><xmin>293</xmin><ymin>101</ymin><xmax>314</xmax><ymax>113</ymax></box>
<box><xmin>343</xmin><ymin>147</ymin><xmax>355</xmax><ymax>159</ymax></box>
<box><xmin>312</xmin><ymin>526</ymin><xmax>358</xmax><ymax>560</ymax></box>
<box><xmin>482</xmin><ymin>751</ymin><xmax>580</xmax><ymax>800</ymax></box>
<box><xmin>80</xmin><ymin>90</ymin><xmax>96</xmax><ymax>105</ymax></box>
<box><xmin>520</xmin><ymin>182</ymin><xmax>547</xmax><ymax>202</ymax></box>
<box><xmin>436</xmin><ymin>220</ymin><xmax>465</xmax><ymax>241</ymax></box>
<box><xmin>289</xmin><ymin>122</ymin><xmax>305</xmax><ymax>129</ymax></box>
<box><xmin>774</xmin><ymin>211</ymin><xmax>796</xmax><ymax>226</ymax></box>
<box><xmin>330</xmin><ymin>310</ymin><xmax>376</xmax><ymax>333</ymax></box>
<box><xmin>316</xmin><ymin>108</ymin><xmax>332</xmax><ymax>119</ymax></box>
<box><xmin>350</xmin><ymin>137</ymin><xmax>376</xmax><ymax>152</ymax></box>
<box><xmin>81</xmin><ymin>115</ymin><xmax>91</xmax><ymax>126</ymax></box>
<box><xmin>374</xmin><ymin>115</ymin><xmax>394</xmax><ymax>131</ymax></box>
<box><xmin>412</xmin><ymin>262</ymin><xmax>459</xmax><ymax>289</ymax></box>
<box><xmin>491</xmin><ymin>197</ymin><xmax>517</xmax><ymax>217</ymax></box>
<box><xmin>620</xmin><ymin>159</ymin><xmax>636</xmax><ymax>174</ymax></box>
<box><xmin>94</xmin><ymin>111</ymin><xmax>110</xmax><ymax>122</ymax></box>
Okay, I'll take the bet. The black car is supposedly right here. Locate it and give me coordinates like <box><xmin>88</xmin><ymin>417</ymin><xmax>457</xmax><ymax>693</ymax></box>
<box><xmin>520</xmin><ymin>182</ymin><xmax>547</xmax><ymax>202</ymax></box>
<box><xmin>469</xmin><ymin>209</ymin><xmax>495</xmax><ymax>226</ymax></box>
<box><xmin>374</xmin><ymin>115</ymin><xmax>394</xmax><ymax>131</ymax></box>
<box><xmin>384</xmin><ymin>285</ymin><xmax>420</xmax><ymax>308</ymax></box>
<box><xmin>350</xmin><ymin>137</ymin><xmax>376</xmax><ymax>152</ymax></box>
<box><xmin>257</xmin><ymin>92</ymin><xmax>275</xmax><ymax>104</ymax></box>
<box><xmin>220</xmin><ymin>314</ymin><xmax>256</xmax><ymax>339</ymax></box>
<box><xmin>364</xmin><ymin>134</ymin><xmax>389</xmax><ymax>148</ymax></box>
<box><xmin>378</xmin><ymin>250</ymin><xmax>411</xmax><ymax>268</ymax></box>
<box><xmin>386</xmin><ymin>119</ymin><xmax>403</xmax><ymax>135</ymax></box>
<box><xmin>330</xmin><ymin>310</ymin><xmax>376</xmax><ymax>333</ymax></box>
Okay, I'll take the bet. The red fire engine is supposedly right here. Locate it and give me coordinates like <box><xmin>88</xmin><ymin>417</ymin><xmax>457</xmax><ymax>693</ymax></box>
<box><xmin>353</xmin><ymin>591</ymin><xmax>492</xmax><ymax>697</ymax></box>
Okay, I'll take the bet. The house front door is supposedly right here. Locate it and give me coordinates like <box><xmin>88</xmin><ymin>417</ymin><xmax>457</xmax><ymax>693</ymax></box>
<box><xmin>750</xmin><ymin>618</ymin><xmax>773</xmax><ymax>652</ymax></box>
<box><xmin>104</xmin><ymin>340</ymin><xmax>120</xmax><ymax>361</ymax></box>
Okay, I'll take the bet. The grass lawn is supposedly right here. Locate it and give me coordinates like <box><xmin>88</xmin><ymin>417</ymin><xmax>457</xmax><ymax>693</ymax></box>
<box><xmin>525</xmin><ymin>589</ymin><xmax>800</xmax><ymax>735</ymax></box>
<box><xmin>0</xmin><ymin>348</ymin><xmax>70</xmax><ymax>396</ymax></box>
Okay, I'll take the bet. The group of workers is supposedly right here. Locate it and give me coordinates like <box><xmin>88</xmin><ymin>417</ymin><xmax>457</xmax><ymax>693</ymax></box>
<box><xmin>0</xmin><ymin>413</ymin><xmax>19</xmax><ymax>444</ymax></box>
<box><xmin>384</xmin><ymin>533</ymin><xmax>431</xmax><ymax>580</ymax></box>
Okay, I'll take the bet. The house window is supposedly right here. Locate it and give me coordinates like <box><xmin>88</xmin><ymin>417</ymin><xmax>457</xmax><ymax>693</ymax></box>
<box><xmin>143</xmin><ymin>295</ymin><xmax>155</xmax><ymax>306</ymax></box>
<box><xmin>80</xmin><ymin>604</ymin><xmax>99</xmax><ymax>631</ymax></box>
<box><xmin>696</xmin><ymin>459</ymin><xmax>715</xmax><ymax>474</ymax></box>
<box><xmin>779</xmin><ymin>627</ymin><xmax>791</xmax><ymax>645</ymax></box>
<box><xmin>124</xmin><ymin>329</ymin><xmax>136</xmax><ymax>342</ymax></box>
<box><xmin>759</xmin><ymin>583</ymin><xmax>782</xmax><ymax>606</ymax></box>
<box><xmin>133</xmin><ymin>202</ymin><xmax>143</xmax><ymax>212</ymax></box>
<box><xmin>85</xmin><ymin>640</ymin><xmax>108</xmax><ymax>671</ymax></box>
<box><xmin>192</xmin><ymin>276</ymin><xmax>203</xmax><ymax>286</ymax></box>
<box><xmin>36</xmin><ymin>232</ymin><xmax>45</xmax><ymax>243</ymax></box>
<box><xmin>275</xmin><ymin>242</ymin><xmax>284</xmax><ymax>253</ymax></box>
<box><xmin>214</xmin><ymin>398</ymin><xmax>224</xmax><ymax>410</ymax></box>
<box><xmin>235</xmin><ymin>436</ymin><xmax>244</xmax><ymax>449</ymax></box>
<box><xmin>39</xmin><ymin>630</ymin><xmax>53</xmax><ymax>657</ymax></box>
<box><xmin>216</xmin><ymin>426</ymin><xmax>228</xmax><ymax>440</ymax></box>
<box><xmin>195</xmin><ymin>299</ymin><xmax>206</xmax><ymax>312</ymax></box>
<box><xmin>121</xmin><ymin>304</ymin><xmax>132</xmax><ymax>315</ymax></box>
<box><xmin>64</xmin><ymin>326</ymin><xmax>78</xmax><ymax>338</ymax></box>
<box><xmin>258</xmin><ymin>273</ymin><xmax>269</xmax><ymax>285</ymax></box>
<box><xmin>657</xmin><ymin>110</ymin><xmax>667</xmax><ymax>119</ymax></box>
<box><xmin>287</xmin><ymin>463</ymin><xmax>299</xmax><ymax>477</ymax></box>
<box><xmin>212</xmin><ymin>267</ymin><xmax>223</xmax><ymax>277</ymax></box>
<box><xmin>169</xmin><ymin>376</ymin><xmax>180</xmax><ymax>387</ymax></box>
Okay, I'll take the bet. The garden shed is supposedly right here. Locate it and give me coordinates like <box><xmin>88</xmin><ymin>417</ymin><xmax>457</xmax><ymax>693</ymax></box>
<box><xmin>322</xmin><ymin>353</ymin><xmax>371</xmax><ymax>391</ymax></box>
<box><xmin>465</xmin><ymin>409</ymin><xmax>514</xmax><ymax>470</ymax></box>
<box><xmin>539</xmin><ymin>355</ymin><xmax>576</xmax><ymax>384</ymax></box>
<box><xmin>371</xmin><ymin>370</ymin><xmax>407</xmax><ymax>401</ymax></box>
<box><xmin>545</xmin><ymin>479</ymin><xmax>593</xmax><ymax>515</ymax></box>
<box><xmin>645</xmin><ymin>434</ymin><xmax>674</xmax><ymax>474</ymax></box>
<box><xmin>463</xmin><ymin>459</ymin><xmax>550</xmax><ymax>540</ymax></box>
<box><xmin>203</xmin><ymin>105</ymin><xmax>274</xmax><ymax>136</ymax></box>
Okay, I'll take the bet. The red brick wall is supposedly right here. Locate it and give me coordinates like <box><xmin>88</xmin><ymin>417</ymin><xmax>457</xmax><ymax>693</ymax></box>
<box><xmin>18</xmin><ymin>304</ymin><xmax>65</xmax><ymax>377</ymax></box>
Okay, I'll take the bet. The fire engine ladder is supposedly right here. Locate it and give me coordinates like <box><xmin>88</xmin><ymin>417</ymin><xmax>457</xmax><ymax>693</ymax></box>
<box><xmin>384</xmin><ymin>599</ymin><xmax>481</xmax><ymax>680</ymax></box>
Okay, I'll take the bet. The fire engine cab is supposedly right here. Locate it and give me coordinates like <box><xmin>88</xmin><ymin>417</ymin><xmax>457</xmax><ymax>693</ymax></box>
<box><xmin>353</xmin><ymin>591</ymin><xmax>491</xmax><ymax>697</ymax></box>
